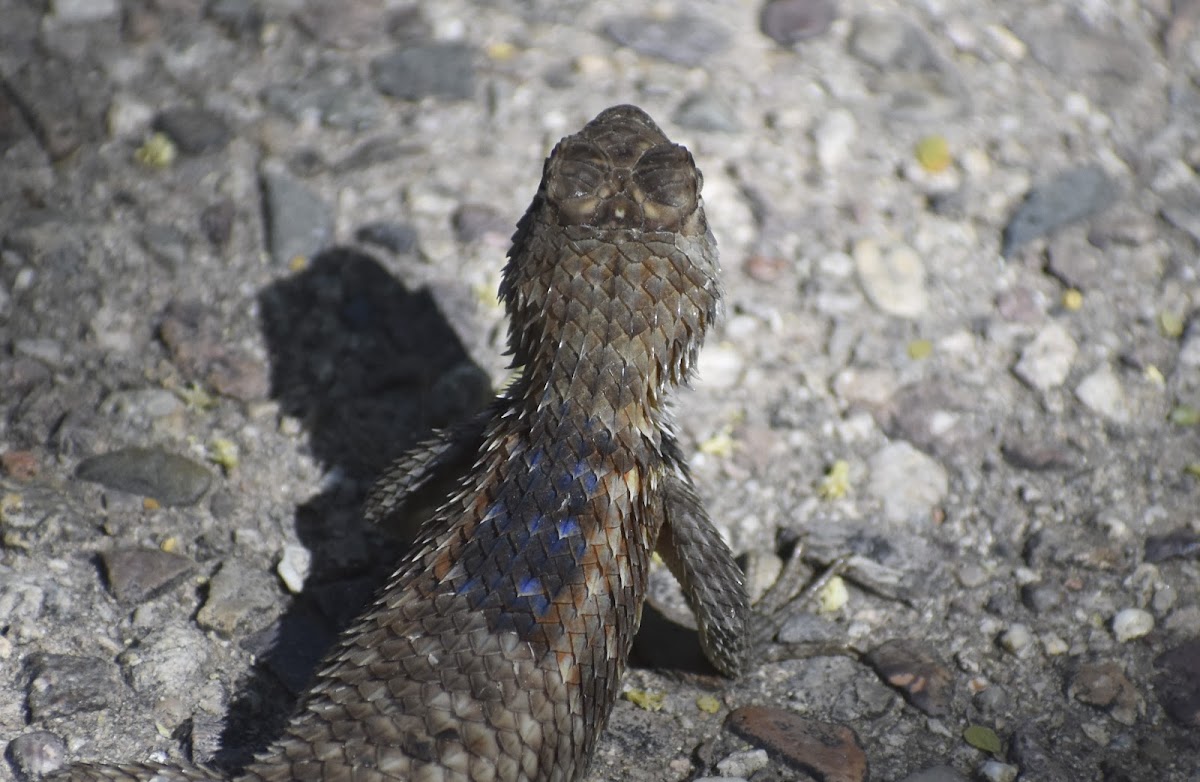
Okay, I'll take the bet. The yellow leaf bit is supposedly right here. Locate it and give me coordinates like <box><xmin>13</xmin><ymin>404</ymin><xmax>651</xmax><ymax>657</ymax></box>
<box><xmin>817</xmin><ymin>460</ymin><xmax>851</xmax><ymax>500</ymax></box>
<box><xmin>624</xmin><ymin>689</ymin><xmax>666</xmax><ymax>712</ymax></box>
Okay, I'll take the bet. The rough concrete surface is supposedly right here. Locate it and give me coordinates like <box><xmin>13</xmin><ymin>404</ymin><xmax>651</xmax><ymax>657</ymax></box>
<box><xmin>1</xmin><ymin>1</ymin><xmax>1199</xmax><ymax>781</ymax></box>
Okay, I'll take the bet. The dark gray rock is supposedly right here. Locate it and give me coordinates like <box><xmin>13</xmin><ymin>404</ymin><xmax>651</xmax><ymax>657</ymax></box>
<box><xmin>1002</xmin><ymin>166</ymin><xmax>1120</xmax><ymax>257</ymax></box>
<box><xmin>760</xmin><ymin>0</ymin><xmax>836</xmax><ymax>46</ymax></box>
<box><xmin>101</xmin><ymin>547</ymin><xmax>197</xmax><ymax>603</ymax></box>
<box><xmin>370</xmin><ymin>43</ymin><xmax>476</xmax><ymax>101</ymax></box>
<box><xmin>261</xmin><ymin>164</ymin><xmax>334</xmax><ymax>265</ymax></box>
<box><xmin>25</xmin><ymin>654</ymin><xmax>123</xmax><ymax>720</ymax></box>
<box><xmin>355</xmin><ymin>221</ymin><xmax>418</xmax><ymax>254</ymax></box>
<box><xmin>5</xmin><ymin>730</ymin><xmax>67</xmax><ymax>780</ymax></box>
<box><xmin>604</xmin><ymin>13</ymin><xmax>730</xmax><ymax>67</ymax></box>
<box><xmin>847</xmin><ymin>14</ymin><xmax>967</xmax><ymax>121</ymax></box>
<box><xmin>153</xmin><ymin>107</ymin><xmax>232</xmax><ymax>155</ymax></box>
<box><xmin>75</xmin><ymin>447</ymin><xmax>213</xmax><ymax>506</ymax></box>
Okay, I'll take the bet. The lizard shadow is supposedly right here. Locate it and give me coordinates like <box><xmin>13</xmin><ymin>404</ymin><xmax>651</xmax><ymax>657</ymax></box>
<box><xmin>210</xmin><ymin>246</ymin><xmax>489</xmax><ymax>770</ymax></box>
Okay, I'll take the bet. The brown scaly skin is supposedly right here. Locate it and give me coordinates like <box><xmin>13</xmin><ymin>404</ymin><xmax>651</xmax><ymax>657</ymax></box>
<box><xmin>53</xmin><ymin>105</ymin><xmax>749</xmax><ymax>782</ymax></box>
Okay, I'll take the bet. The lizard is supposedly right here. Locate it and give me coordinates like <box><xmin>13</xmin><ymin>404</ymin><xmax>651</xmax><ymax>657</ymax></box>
<box><xmin>52</xmin><ymin>104</ymin><xmax>756</xmax><ymax>782</ymax></box>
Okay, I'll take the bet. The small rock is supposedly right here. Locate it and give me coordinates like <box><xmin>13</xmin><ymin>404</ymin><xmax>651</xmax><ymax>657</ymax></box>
<box><xmin>1155</xmin><ymin>638</ymin><xmax>1200</xmax><ymax>726</ymax></box>
<box><xmin>1013</xmin><ymin>323</ymin><xmax>1076</xmax><ymax>391</ymax></box>
<box><xmin>854</xmin><ymin>239</ymin><xmax>927</xmax><ymax>319</ymax></box>
<box><xmin>867</xmin><ymin>441</ymin><xmax>948</xmax><ymax>523</ymax></box>
<box><xmin>1000</xmin><ymin>623</ymin><xmax>1034</xmax><ymax>655</ymax></box>
<box><xmin>370</xmin><ymin>43</ymin><xmax>476</xmax><ymax>100</ymax></box>
<box><xmin>1111</xmin><ymin>607</ymin><xmax>1153</xmax><ymax>642</ymax></box>
<box><xmin>726</xmin><ymin>706</ymin><xmax>867</xmax><ymax>782</ymax></box>
<box><xmin>355</xmin><ymin>221</ymin><xmax>419</xmax><ymax>254</ymax></box>
<box><xmin>777</xmin><ymin>611</ymin><xmax>841</xmax><ymax>645</ymax></box>
<box><xmin>1</xmin><ymin>450</ymin><xmax>40</xmax><ymax>481</ymax></box>
<box><xmin>261</xmin><ymin>163</ymin><xmax>334</xmax><ymax>265</ymax></box>
<box><xmin>864</xmin><ymin>639</ymin><xmax>953</xmax><ymax>716</ymax></box>
<box><xmin>26</xmin><ymin>654</ymin><xmax>123</xmax><ymax>720</ymax></box>
<box><xmin>1002</xmin><ymin>166</ymin><xmax>1119</xmax><ymax>257</ymax></box>
<box><xmin>1075</xmin><ymin>367</ymin><xmax>1129</xmax><ymax>424</ymax></box>
<box><xmin>1020</xmin><ymin>582</ymin><xmax>1065</xmax><ymax>614</ymax></box>
<box><xmin>277</xmin><ymin>544</ymin><xmax>312</xmax><ymax>594</ymax></box>
<box><xmin>714</xmin><ymin>748</ymin><xmax>770</xmax><ymax>778</ymax></box>
<box><xmin>995</xmin><ymin>285</ymin><xmax>1044</xmax><ymax>323</ymax></box>
<box><xmin>196</xmin><ymin>560</ymin><xmax>279</xmax><ymax>637</ymax></box>
<box><xmin>75</xmin><ymin>447</ymin><xmax>212</xmax><ymax>507</ymax></box>
<box><xmin>1069</xmin><ymin>660</ymin><xmax>1142</xmax><ymax>725</ymax></box>
<box><xmin>672</xmin><ymin>92</ymin><xmax>740</xmax><ymax>133</ymax></box>
<box><xmin>814</xmin><ymin>109</ymin><xmax>858</xmax><ymax>172</ymax></box>
<box><xmin>760</xmin><ymin>0</ymin><xmax>837</xmax><ymax>46</ymax></box>
<box><xmin>5</xmin><ymin>731</ymin><xmax>67</xmax><ymax>779</ymax></box>
<box><xmin>898</xmin><ymin>766</ymin><xmax>968</xmax><ymax>782</ymax></box>
<box><xmin>604</xmin><ymin>13</ymin><xmax>730</xmax><ymax>67</ymax></box>
<box><xmin>1001</xmin><ymin>437</ymin><xmax>1077</xmax><ymax>472</ymax></box>
<box><xmin>1144</xmin><ymin>530</ymin><xmax>1200</xmax><ymax>563</ymax></box>
<box><xmin>206</xmin><ymin>0</ymin><xmax>264</xmax><ymax>38</ymax></box>
<box><xmin>153</xmin><ymin>107</ymin><xmax>232</xmax><ymax>155</ymax></box>
<box><xmin>49</xmin><ymin>0</ymin><xmax>119</xmax><ymax>22</ymax></box>
<box><xmin>200</xmin><ymin>200</ymin><xmax>236</xmax><ymax>248</ymax></box>
<box><xmin>101</xmin><ymin>548</ymin><xmax>196</xmax><ymax>603</ymax></box>
<box><xmin>1046</xmin><ymin>234</ymin><xmax>1105</xmax><ymax>290</ymax></box>
<box><xmin>451</xmin><ymin>203</ymin><xmax>511</xmax><ymax>244</ymax></box>
<box><xmin>978</xmin><ymin>760</ymin><xmax>1019</xmax><ymax>782</ymax></box>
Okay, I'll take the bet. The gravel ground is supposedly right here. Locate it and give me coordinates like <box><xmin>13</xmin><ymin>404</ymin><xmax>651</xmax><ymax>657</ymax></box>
<box><xmin>2</xmin><ymin>1</ymin><xmax>1199</xmax><ymax>781</ymax></box>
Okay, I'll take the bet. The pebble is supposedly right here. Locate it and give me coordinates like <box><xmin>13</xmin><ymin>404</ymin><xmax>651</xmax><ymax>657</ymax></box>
<box><xmin>153</xmin><ymin>107</ymin><xmax>232</xmax><ymax>155</ymax></box>
<box><xmin>200</xmin><ymin>199</ymin><xmax>236</xmax><ymax>248</ymax></box>
<box><xmin>672</xmin><ymin>92</ymin><xmax>740</xmax><ymax>133</ymax></box>
<box><xmin>1001</xmin><ymin>166</ymin><xmax>1119</xmax><ymax>257</ymax></box>
<box><xmin>813</xmin><ymin>109</ymin><xmax>858</xmax><ymax>172</ymax></box>
<box><xmin>604</xmin><ymin>13</ymin><xmax>730</xmax><ymax>67</ymax></box>
<box><xmin>1075</xmin><ymin>367</ymin><xmax>1130</xmax><ymax>424</ymax></box>
<box><xmin>759</xmin><ymin>0</ymin><xmax>837</xmax><ymax>46</ymax></box>
<box><xmin>777</xmin><ymin>611</ymin><xmax>841</xmax><ymax>645</ymax></box>
<box><xmin>853</xmin><ymin>239</ymin><xmax>927</xmax><ymax>319</ymax></box>
<box><xmin>714</xmin><ymin>748</ymin><xmax>770</xmax><ymax>778</ymax></box>
<box><xmin>26</xmin><ymin>653</ymin><xmax>123</xmax><ymax>720</ymax></box>
<box><xmin>898</xmin><ymin>766</ymin><xmax>968</xmax><ymax>782</ymax></box>
<box><xmin>370</xmin><ymin>43</ymin><xmax>476</xmax><ymax>100</ymax></box>
<box><xmin>978</xmin><ymin>760</ymin><xmax>1019</xmax><ymax>782</ymax></box>
<box><xmin>1144</xmin><ymin>530</ymin><xmax>1200</xmax><ymax>563</ymax></box>
<box><xmin>1045</xmin><ymin>234</ymin><xmax>1104</xmax><ymax>290</ymax></box>
<box><xmin>726</xmin><ymin>706</ymin><xmax>867</xmax><ymax>782</ymax></box>
<box><xmin>205</xmin><ymin>0</ymin><xmax>263</xmax><ymax>38</ymax></box>
<box><xmin>1</xmin><ymin>450</ymin><xmax>40</xmax><ymax>481</ymax></box>
<box><xmin>1154</xmin><ymin>637</ymin><xmax>1200</xmax><ymax>726</ymax></box>
<box><xmin>1111</xmin><ymin>607</ymin><xmax>1154</xmax><ymax>642</ymax></box>
<box><xmin>5</xmin><ymin>57</ymin><xmax>106</xmax><ymax>160</ymax></box>
<box><xmin>5</xmin><ymin>731</ymin><xmax>67</xmax><ymax>779</ymax></box>
<box><xmin>101</xmin><ymin>548</ymin><xmax>196</xmax><ymax>604</ymax></box>
<box><xmin>1020</xmin><ymin>582</ymin><xmax>1065</xmax><ymax>614</ymax></box>
<box><xmin>196</xmin><ymin>561</ymin><xmax>279</xmax><ymax>637</ymax></box>
<box><xmin>999</xmin><ymin>623</ymin><xmax>1034</xmax><ymax>655</ymax></box>
<box><xmin>49</xmin><ymin>0</ymin><xmax>119</xmax><ymax>21</ymax></box>
<box><xmin>355</xmin><ymin>221</ymin><xmax>419</xmax><ymax>254</ymax></box>
<box><xmin>1069</xmin><ymin>660</ymin><xmax>1141</xmax><ymax>725</ymax></box>
<box><xmin>864</xmin><ymin>639</ymin><xmax>952</xmax><ymax>716</ymax></box>
<box><xmin>867</xmin><ymin>441</ymin><xmax>948</xmax><ymax>523</ymax></box>
<box><xmin>277</xmin><ymin>544</ymin><xmax>312</xmax><ymax>594</ymax></box>
<box><xmin>159</xmin><ymin>299</ymin><xmax>270</xmax><ymax>401</ymax></box>
<box><xmin>451</xmin><ymin>203</ymin><xmax>511</xmax><ymax>244</ymax></box>
<box><xmin>261</xmin><ymin>163</ymin><xmax>335</xmax><ymax>265</ymax></box>
<box><xmin>1012</xmin><ymin>323</ymin><xmax>1076</xmax><ymax>391</ymax></box>
<box><xmin>1000</xmin><ymin>437</ymin><xmax>1077</xmax><ymax>472</ymax></box>
<box><xmin>75</xmin><ymin>446</ymin><xmax>212</xmax><ymax>507</ymax></box>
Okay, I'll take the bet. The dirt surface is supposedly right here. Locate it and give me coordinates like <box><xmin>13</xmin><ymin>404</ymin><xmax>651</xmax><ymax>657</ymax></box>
<box><xmin>2</xmin><ymin>1</ymin><xmax>1199</xmax><ymax>781</ymax></box>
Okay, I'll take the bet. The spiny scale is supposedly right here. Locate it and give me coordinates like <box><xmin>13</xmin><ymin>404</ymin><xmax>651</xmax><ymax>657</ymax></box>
<box><xmin>55</xmin><ymin>105</ymin><xmax>749</xmax><ymax>782</ymax></box>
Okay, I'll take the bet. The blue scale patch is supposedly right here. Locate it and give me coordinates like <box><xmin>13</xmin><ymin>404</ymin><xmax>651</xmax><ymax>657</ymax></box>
<box><xmin>449</xmin><ymin>436</ymin><xmax>605</xmax><ymax>640</ymax></box>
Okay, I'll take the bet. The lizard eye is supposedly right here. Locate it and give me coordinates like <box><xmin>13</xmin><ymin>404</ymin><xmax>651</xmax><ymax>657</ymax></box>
<box><xmin>547</xmin><ymin>141</ymin><xmax>608</xmax><ymax>203</ymax></box>
<box><xmin>633</xmin><ymin>144</ymin><xmax>698</xmax><ymax>212</ymax></box>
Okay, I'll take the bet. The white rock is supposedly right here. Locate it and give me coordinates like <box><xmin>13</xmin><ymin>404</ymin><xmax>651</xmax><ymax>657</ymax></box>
<box><xmin>1112</xmin><ymin>607</ymin><xmax>1154</xmax><ymax>642</ymax></box>
<box><xmin>278</xmin><ymin>544</ymin><xmax>313</xmax><ymax>594</ymax></box>
<box><xmin>867</xmin><ymin>441</ymin><xmax>948</xmax><ymax>523</ymax></box>
<box><xmin>979</xmin><ymin>760</ymin><xmax>1020</xmax><ymax>782</ymax></box>
<box><xmin>813</xmin><ymin>109</ymin><xmax>858</xmax><ymax>172</ymax></box>
<box><xmin>854</xmin><ymin>239</ymin><xmax>928</xmax><ymax>319</ymax></box>
<box><xmin>51</xmin><ymin>0</ymin><xmax>119</xmax><ymax>22</ymax></box>
<box><xmin>1000</xmin><ymin>623</ymin><xmax>1033</xmax><ymax>654</ymax></box>
<box><xmin>1013</xmin><ymin>323</ymin><xmax>1077</xmax><ymax>390</ymax></box>
<box><xmin>1075</xmin><ymin>366</ymin><xmax>1130</xmax><ymax>423</ymax></box>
